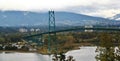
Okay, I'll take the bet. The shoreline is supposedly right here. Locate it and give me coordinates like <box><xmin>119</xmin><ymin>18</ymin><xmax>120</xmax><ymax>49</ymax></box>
<box><xmin>0</xmin><ymin>46</ymin><xmax>96</xmax><ymax>54</ymax></box>
<box><xmin>0</xmin><ymin>50</ymin><xmax>38</xmax><ymax>53</ymax></box>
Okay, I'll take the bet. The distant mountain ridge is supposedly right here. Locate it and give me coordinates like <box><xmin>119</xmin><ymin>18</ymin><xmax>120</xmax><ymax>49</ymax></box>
<box><xmin>0</xmin><ymin>11</ymin><xmax>120</xmax><ymax>27</ymax></box>
<box><xmin>110</xmin><ymin>14</ymin><xmax>120</xmax><ymax>21</ymax></box>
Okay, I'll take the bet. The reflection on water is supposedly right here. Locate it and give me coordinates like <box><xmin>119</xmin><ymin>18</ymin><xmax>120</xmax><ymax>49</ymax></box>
<box><xmin>0</xmin><ymin>47</ymin><xmax>97</xmax><ymax>61</ymax></box>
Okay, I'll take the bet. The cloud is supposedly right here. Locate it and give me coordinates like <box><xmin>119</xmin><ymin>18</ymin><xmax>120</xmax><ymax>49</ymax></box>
<box><xmin>63</xmin><ymin>0</ymin><xmax>120</xmax><ymax>17</ymax></box>
<box><xmin>0</xmin><ymin>0</ymin><xmax>87</xmax><ymax>11</ymax></box>
<box><xmin>86</xmin><ymin>9</ymin><xmax>120</xmax><ymax>18</ymax></box>
<box><xmin>0</xmin><ymin>0</ymin><xmax>120</xmax><ymax>17</ymax></box>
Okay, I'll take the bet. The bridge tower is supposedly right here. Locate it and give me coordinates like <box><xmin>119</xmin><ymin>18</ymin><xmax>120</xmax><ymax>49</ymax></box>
<box><xmin>48</xmin><ymin>11</ymin><xmax>57</xmax><ymax>54</ymax></box>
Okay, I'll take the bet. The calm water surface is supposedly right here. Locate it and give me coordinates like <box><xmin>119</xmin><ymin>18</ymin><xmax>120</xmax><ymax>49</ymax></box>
<box><xmin>0</xmin><ymin>47</ymin><xmax>97</xmax><ymax>61</ymax></box>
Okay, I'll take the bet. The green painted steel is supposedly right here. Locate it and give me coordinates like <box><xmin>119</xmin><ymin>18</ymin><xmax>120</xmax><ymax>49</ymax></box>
<box><xmin>23</xmin><ymin>27</ymin><xmax>120</xmax><ymax>38</ymax></box>
<box><xmin>48</xmin><ymin>11</ymin><xmax>56</xmax><ymax>54</ymax></box>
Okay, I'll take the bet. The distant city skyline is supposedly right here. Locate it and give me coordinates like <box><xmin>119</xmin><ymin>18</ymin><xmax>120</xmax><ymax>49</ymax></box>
<box><xmin>0</xmin><ymin>0</ymin><xmax>120</xmax><ymax>18</ymax></box>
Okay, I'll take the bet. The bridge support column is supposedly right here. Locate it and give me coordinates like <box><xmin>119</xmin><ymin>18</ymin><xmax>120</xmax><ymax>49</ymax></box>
<box><xmin>48</xmin><ymin>11</ymin><xmax>57</xmax><ymax>54</ymax></box>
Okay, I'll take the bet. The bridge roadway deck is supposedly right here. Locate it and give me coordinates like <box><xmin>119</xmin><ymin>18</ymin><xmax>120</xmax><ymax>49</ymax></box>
<box><xmin>23</xmin><ymin>27</ymin><xmax>120</xmax><ymax>38</ymax></box>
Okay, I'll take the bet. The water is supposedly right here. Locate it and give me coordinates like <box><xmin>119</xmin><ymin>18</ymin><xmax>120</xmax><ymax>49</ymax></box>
<box><xmin>0</xmin><ymin>47</ymin><xmax>97</xmax><ymax>61</ymax></box>
<box><xmin>66</xmin><ymin>46</ymin><xmax>97</xmax><ymax>61</ymax></box>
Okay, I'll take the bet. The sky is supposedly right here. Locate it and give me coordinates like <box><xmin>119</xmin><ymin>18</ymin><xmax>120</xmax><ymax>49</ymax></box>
<box><xmin>0</xmin><ymin>0</ymin><xmax>120</xmax><ymax>18</ymax></box>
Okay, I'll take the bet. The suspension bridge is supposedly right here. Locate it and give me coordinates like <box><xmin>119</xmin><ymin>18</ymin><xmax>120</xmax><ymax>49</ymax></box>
<box><xmin>22</xmin><ymin>11</ymin><xmax>120</xmax><ymax>54</ymax></box>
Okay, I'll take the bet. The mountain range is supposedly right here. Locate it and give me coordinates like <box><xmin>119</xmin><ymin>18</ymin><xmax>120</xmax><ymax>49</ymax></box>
<box><xmin>110</xmin><ymin>14</ymin><xmax>120</xmax><ymax>21</ymax></box>
<box><xmin>0</xmin><ymin>11</ymin><xmax>120</xmax><ymax>27</ymax></box>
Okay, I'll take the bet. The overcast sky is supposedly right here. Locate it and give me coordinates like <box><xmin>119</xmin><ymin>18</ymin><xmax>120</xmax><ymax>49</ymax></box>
<box><xmin>0</xmin><ymin>0</ymin><xmax>120</xmax><ymax>18</ymax></box>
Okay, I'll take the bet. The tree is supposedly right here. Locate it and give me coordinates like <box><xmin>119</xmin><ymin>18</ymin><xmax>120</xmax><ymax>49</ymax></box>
<box><xmin>64</xmin><ymin>35</ymin><xmax>75</xmax><ymax>50</ymax></box>
<box><xmin>96</xmin><ymin>33</ymin><xmax>115</xmax><ymax>61</ymax></box>
<box><xmin>0</xmin><ymin>37</ymin><xmax>5</xmax><ymax>43</ymax></box>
